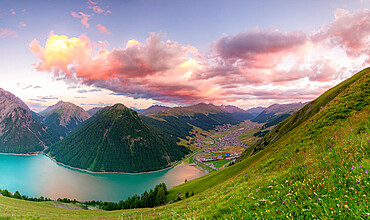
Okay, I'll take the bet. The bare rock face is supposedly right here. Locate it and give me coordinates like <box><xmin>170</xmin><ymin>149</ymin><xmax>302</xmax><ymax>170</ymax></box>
<box><xmin>0</xmin><ymin>88</ymin><xmax>58</xmax><ymax>153</ymax></box>
<box><xmin>40</xmin><ymin>101</ymin><xmax>91</xmax><ymax>137</ymax></box>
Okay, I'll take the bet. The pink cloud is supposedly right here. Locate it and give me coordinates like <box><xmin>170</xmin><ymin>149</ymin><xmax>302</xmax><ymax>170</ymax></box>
<box><xmin>215</xmin><ymin>27</ymin><xmax>307</xmax><ymax>66</ymax></box>
<box><xmin>88</xmin><ymin>5</ymin><xmax>104</xmax><ymax>14</ymax></box>
<box><xmin>88</xmin><ymin>0</ymin><xmax>98</xmax><ymax>5</ymax></box>
<box><xmin>194</xmin><ymin>28</ymin><xmax>309</xmax><ymax>84</ymax></box>
<box><xmin>311</xmin><ymin>8</ymin><xmax>370</xmax><ymax>61</ymax></box>
<box><xmin>71</xmin><ymin>12</ymin><xmax>91</xmax><ymax>28</ymax></box>
<box><xmin>18</xmin><ymin>22</ymin><xmax>27</xmax><ymax>28</ymax></box>
<box><xmin>29</xmin><ymin>33</ymin><xmax>206</xmax><ymax>103</ymax></box>
<box><xmin>87</xmin><ymin>0</ymin><xmax>110</xmax><ymax>15</ymax></box>
<box><xmin>10</xmin><ymin>9</ymin><xmax>15</xmax><ymax>15</ymax></box>
<box><xmin>97</xmin><ymin>24</ymin><xmax>110</xmax><ymax>34</ymax></box>
<box><xmin>0</xmin><ymin>28</ymin><xmax>17</xmax><ymax>39</ymax></box>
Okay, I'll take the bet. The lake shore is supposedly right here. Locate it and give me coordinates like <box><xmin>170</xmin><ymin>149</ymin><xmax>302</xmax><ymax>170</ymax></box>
<box><xmin>41</xmin><ymin>153</ymin><xmax>182</xmax><ymax>175</ymax></box>
<box><xmin>0</xmin><ymin>151</ymin><xmax>206</xmax><ymax>175</ymax></box>
<box><xmin>0</xmin><ymin>152</ymin><xmax>42</xmax><ymax>156</ymax></box>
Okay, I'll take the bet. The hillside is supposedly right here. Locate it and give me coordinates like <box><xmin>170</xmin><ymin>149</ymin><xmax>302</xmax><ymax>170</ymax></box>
<box><xmin>0</xmin><ymin>89</ymin><xmax>58</xmax><ymax>153</ymax></box>
<box><xmin>141</xmin><ymin>103</ymin><xmax>243</xmax><ymax>140</ymax></box>
<box><xmin>140</xmin><ymin>105</ymin><xmax>171</xmax><ymax>115</ymax></box>
<box><xmin>40</xmin><ymin>101</ymin><xmax>90</xmax><ymax>138</ymax></box>
<box><xmin>251</xmin><ymin>102</ymin><xmax>307</xmax><ymax>124</ymax></box>
<box><xmin>45</xmin><ymin>103</ymin><xmax>189</xmax><ymax>173</ymax></box>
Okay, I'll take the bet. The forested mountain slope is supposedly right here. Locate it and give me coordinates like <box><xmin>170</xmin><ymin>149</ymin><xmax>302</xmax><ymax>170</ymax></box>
<box><xmin>45</xmin><ymin>104</ymin><xmax>189</xmax><ymax>173</ymax></box>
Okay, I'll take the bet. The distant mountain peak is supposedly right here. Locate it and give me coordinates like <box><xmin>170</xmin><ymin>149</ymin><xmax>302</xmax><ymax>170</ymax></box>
<box><xmin>87</xmin><ymin>107</ymin><xmax>104</xmax><ymax>116</ymax></box>
<box><xmin>140</xmin><ymin>105</ymin><xmax>171</xmax><ymax>115</ymax></box>
<box><xmin>111</xmin><ymin>103</ymin><xmax>128</xmax><ymax>110</ymax></box>
<box><xmin>40</xmin><ymin>101</ymin><xmax>90</xmax><ymax>138</ymax></box>
<box><xmin>251</xmin><ymin>102</ymin><xmax>307</xmax><ymax>123</ymax></box>
<box><xmin>219</xmin><ymin>104</ymin><xmax>246</xmax><ymax>113</ymax></box>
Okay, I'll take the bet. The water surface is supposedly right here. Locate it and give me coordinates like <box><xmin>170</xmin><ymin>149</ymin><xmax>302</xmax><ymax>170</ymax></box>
<box><xmin>0</xmin><ymin>154</ymin><xmax>206</xmax><ymax>202</ymax></box>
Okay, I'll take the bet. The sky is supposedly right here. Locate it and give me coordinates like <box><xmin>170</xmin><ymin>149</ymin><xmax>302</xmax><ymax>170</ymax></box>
<box><xmin>0</xmin><ymin>0</ymin><xmax>369</xmax><ymax>112</ymax></box>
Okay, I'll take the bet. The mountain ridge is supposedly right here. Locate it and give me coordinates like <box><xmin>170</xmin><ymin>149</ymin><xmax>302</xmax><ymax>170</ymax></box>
<box><xmin>140</xmin><ymin>105</ymin><xmax>171</xmax><ymax>115</ymax></box>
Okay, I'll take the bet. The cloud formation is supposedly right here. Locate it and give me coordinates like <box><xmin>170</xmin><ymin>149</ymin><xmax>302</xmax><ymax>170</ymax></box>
<box><xmin>214</xmin><ymin>28</ymin><xmax>307</xmax><ymax>68</ymax></box>
<box><xmin>312</xmin><ymin>8</ymin><xmax>370</xmax><ymax>62</ymax></box>
<box><xmin>31</xmin><ymin>9</ymin><xmax>370</xmax><ymax>105</ymax></box>
<box><xmin>87</xmin><ymin>0</ymin><xmax>111</xmax><ymax>15</ymax></box>
<box><xmin>71</xmin><ymin>12</ymin><xmax>91</xmax><ymax>28</ymax></box>
<box><xmin>97</xmin><ymin>24</ymin><xmax>110</xmax><ymax>34</ymax></box>
<box><xmin>0</xmin><ymin>28</ymin><xmax>17</xmax><ymax>39</ymax></box>
<box><xmin>30</xmin><ymin>33</ymin><xmax>208</xmax><ymax>103</ymax></box>
<box><xmin>18</xmin><ymin>22</ymin><xmax>27</xmax><ymax>28</ymax></box>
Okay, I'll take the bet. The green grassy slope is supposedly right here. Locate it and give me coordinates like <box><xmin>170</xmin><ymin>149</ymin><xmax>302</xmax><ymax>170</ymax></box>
<box><xmin>0</xmin><ymin>68</ymin><xmax>369</xmax><ymax>219</ymax></box>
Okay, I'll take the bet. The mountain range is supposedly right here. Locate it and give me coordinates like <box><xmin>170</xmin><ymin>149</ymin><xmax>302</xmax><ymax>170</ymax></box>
<box><xmin>140</xmin><ymin>105</ymin><xmax>171</xmax><ymax>115</ymax></box>
<box><xmin>0</xmin><ymin>88</ymin><xmax>305</xmax><ymax>172</ymax></box>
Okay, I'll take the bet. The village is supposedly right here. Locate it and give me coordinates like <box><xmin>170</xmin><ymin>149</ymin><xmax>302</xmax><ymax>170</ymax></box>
<box><xmin>192</xmin><ymin>123</ymin><xmax>253</xmax><ymax>171</ymax></box>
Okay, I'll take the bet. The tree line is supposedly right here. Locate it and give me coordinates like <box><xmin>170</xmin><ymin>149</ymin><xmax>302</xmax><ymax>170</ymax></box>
<box><xmin>0</xmin><ymin>183</ymin><xmax>196</xmax><ymax>211</ymax></box>
<box><xmin>0</xmin><ymin>188</ymin><xmax>51</xmax><ymax>202</ymax></box>
<box><xmin>0</xmin><ymin>183</ymin><xmax>170</xmax><ymax>211</ymax></box>
<box><xmin>83</xmin><ymin>183</ymin><xmax>168</xmax><ymax>210</ymax></box>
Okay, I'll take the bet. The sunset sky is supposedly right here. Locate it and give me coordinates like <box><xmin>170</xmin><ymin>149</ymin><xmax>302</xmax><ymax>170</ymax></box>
<box><xmin>0</xmin><ymin>0</ymin><xmax>369</xmax><ymax>112</ymax></box>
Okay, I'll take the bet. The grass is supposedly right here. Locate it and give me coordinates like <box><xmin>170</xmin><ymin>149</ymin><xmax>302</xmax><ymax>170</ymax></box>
<box><xmin>193</xmin><ymin>159</ymin><xmax>217</xmax><ymax>173</ymax></box>
<box><xmin>0</xmin><ymin>68</ymin><xmax>369</xmax><ymax>219</ymax></box>
<box><xmin>206</xmin><ymin>159</ymin><xmax>231</xmax><ymax>168</ymax></box>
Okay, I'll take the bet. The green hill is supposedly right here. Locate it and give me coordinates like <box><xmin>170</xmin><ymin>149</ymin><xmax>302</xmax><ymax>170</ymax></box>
<box><xmin>0</xmin><ymin>67</ymin><xmax>369</xmax><ymax>219</ymax></box>
<box><xmin>45</xmin><ymin>103</ymin><xmax>189</xmax><ymax>173</ymax></box>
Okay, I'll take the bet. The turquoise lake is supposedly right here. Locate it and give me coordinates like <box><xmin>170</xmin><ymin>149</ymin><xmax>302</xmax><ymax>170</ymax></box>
<box><xmin>0</xmin><ymin>154</ymin><xmax>206</xmax><ymax>202</ymax></box>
